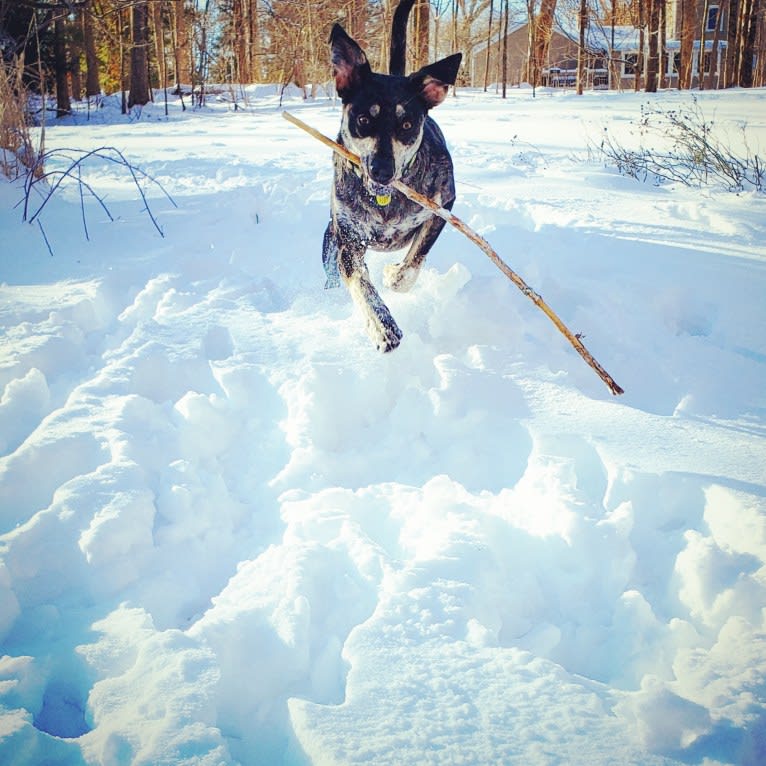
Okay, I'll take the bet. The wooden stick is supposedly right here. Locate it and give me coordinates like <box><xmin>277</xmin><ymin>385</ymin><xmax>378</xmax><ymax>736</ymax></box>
<box><xmin>283</xmin><ymin>111</ymin><xmax>624</xmax><ymax>396</ymax></box>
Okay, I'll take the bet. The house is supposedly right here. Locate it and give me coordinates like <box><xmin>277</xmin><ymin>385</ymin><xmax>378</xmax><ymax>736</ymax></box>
<box><xmin>470</xmin><ymin>22</ymin><xmax>584</xmax><ymax>89</ymax></box>
<box><xmin>469</xmin><ymin>2</ymin><xmax>730</xmax><ymax>90</ymax></box>
<box><xmin>664</xmin><ymin>1</ymin><xmax>730</xmax><ymax>87</ymax></box>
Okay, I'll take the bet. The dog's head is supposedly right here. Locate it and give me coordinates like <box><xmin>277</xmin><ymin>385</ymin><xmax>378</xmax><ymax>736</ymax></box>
<box><xmin>330</xmin><ymin>24</ymin><xmax>461</xmax><ymax>198</ymax></box>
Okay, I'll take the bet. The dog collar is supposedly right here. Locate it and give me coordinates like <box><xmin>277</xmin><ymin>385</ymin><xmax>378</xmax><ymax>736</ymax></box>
<box><xmin>352</xmin><ymin>165</ymin><xmax>389</xmax><ymax>204</ymax></box>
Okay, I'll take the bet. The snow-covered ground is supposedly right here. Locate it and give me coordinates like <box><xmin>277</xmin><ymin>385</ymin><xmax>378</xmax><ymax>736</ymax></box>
<box><xmin>1</xmin><ymin>83</ymin><xmax>765</xmax><ymax>766</ymax></box>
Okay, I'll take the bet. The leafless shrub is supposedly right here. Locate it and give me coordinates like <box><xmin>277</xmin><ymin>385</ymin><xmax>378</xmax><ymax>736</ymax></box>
<box><xmin>1</xmin><ymin>55</ymin><xmax>41</xmax><ymax>181</ymax></box>
<box><xmin>597</xmin><ymin>98</ymin><xmax>765</xmax><ymax>193</ymax></box>
<box><xmin>20</xmin><ymin>146</ymin><xmax>177</xmax><ymax>255</ymax></box>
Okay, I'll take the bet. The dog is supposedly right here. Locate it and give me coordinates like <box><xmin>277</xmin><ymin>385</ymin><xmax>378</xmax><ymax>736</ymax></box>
<box><xmin>323</xmin><ymin>0</ymin><xmax>462</xmax><ymax>352</ymax></box>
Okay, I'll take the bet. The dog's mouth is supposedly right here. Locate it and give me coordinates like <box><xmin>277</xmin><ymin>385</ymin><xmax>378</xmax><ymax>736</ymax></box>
<box><xmin>359</xmin><ymin>157</ymin><xmax>396</xmax><ymax>206</ymax></box>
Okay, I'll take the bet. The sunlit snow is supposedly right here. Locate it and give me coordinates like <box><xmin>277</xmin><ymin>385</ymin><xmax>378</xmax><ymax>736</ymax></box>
<box><xmin>1</xmin><ymin>84</ymin><xmax>765</xmax><ymax>765</ymax></box>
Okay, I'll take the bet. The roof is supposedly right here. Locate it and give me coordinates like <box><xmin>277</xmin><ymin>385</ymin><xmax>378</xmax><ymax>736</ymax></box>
<box><xmin>472</xmin><ymin>20</ymin><xmax>729</xmax><ymax>58</ymax></box>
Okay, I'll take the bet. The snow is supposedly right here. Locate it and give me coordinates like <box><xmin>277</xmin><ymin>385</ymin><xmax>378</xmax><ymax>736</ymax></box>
<box><xmin>1</xmin><ymin>83</ymin><xmax>765</xmax><ymax>765</ymax></box>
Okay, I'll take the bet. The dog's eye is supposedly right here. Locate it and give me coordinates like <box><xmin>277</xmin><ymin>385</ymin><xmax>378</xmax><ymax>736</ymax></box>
<box><xmin>401</xmin><ymin>120</ymin><xmax>413</xmax><ymax>131</ymax></box>
<box><xmin>357</xmin><ymin>115</ymin><xmax>370</xmax><ymax>126</ymax></box>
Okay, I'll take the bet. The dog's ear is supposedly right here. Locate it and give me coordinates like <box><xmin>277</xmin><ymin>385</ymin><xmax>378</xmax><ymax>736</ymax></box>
<box><xmin>409</xmin><ymin>52</ymin><xmax>462</xmax><ymax>109</ymax></box>
<box><xmin>330</xmin><ymin>24</ymin><xmax>371</xmax><ymax>101</ymax></box>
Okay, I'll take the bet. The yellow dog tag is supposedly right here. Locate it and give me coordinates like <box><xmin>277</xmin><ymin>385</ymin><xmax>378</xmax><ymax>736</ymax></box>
<box><xmin>375</xmin><ymin>194</ymin><xmax>392</xmax><ymax>206</ymax></box>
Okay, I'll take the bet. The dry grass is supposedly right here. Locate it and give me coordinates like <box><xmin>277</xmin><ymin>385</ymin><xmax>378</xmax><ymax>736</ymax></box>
<box><xmin>1</xmin><ymin>55</ymin><xmax>41</xmax><ymax>180</ymax></box>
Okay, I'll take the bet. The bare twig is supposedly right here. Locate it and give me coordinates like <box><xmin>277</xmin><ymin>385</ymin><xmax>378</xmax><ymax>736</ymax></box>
<box><xmin>283</xmin><ymin>111</ymin><xmax>624</xmax><ymax>396</ymax></box>
<box><xmin>598</xmin><ymin>99</ymin><xmax>764</xmax><ymax>193</ymax></box>
<box><xmin>20</xmin><ymin>146</ymin><xmax>177</xmax><ymax>249</ymax></box>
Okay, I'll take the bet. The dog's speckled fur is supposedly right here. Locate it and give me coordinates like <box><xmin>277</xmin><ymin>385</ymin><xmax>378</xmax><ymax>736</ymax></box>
<box><xmin>323</xmin><ymin>0</ymin><xmax>462</xmax><ymax>352</ymax></box>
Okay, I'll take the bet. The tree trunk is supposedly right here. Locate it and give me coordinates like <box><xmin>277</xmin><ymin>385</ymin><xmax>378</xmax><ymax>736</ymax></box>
<box><xmin>532</xmin><ymin>0</ymin><xmax>557</xmax><ymax>87</ymax></box>
<box><xmin>680</xmin><ymin>0</ymin><xmax>695</xmax><ymax>88</ymax></box>
<box><xmin>707</xmin><ymin>0</ymin><xmax>725</xmax><ymax>87</ymax></box>
<box><xmin>502</xmin><ymin>0</ymin><xmax>510</xmax><ymax>97</ymax></box>
<box><xmin>452</xmin><ymin>0</ymin><xmax>459</xmax><ymax>55</ymax></box>
<box><xmin>635</xmin><ymin>15</ymin><xmax>645</xmax><ymax>92</ymax></box>
<box><xmin>698</xmin><ymin>0</ymin><xmax>710</xmax><ymax>89</ymax></box>
<box><xmin>724</xmin><ymin>0</ymin><xmax>740</xmax><ymax>85</ymax></box>
<box><xmin>734</xmin><ymin>0</ymin><xmax>752</xmax><ymax>85</ymax></box>
<box><xmin>69</xmin><ymin>28</ymin><xmax>82</xmax><ymax>101</ymax></box>
<box><xmin>756</xmin><ymin>11</ymin><xmax>766</xmax><ymax>86</ymax></box>
<box><xmin>247</xmin><ymin>0</ymin><xmax>260</xmax><ymax>82</ymax></box>
<box><xmin>576</xmin><ymin>0</ymin><xmax>587</xmax><ymax>94</ymax></box>
<box><xmin>610</xmin><ymin>0</ymin><xmax>619</xmax><ymax>89</ymax></box>
<box><xmin>526</xmin><ymin>0</ymin><xmax>536</xmax><ymax>86</ymax></box>
<box><xmin>128</xmin><ymin>0</ymin><xmax>151</xmax><ymax>107</ymax></box>
<box><xmin>172</xmin><ymin>0</ymin><xmax>191</xmax><ymax>92</ymax></box>
<box><xmin>484</xmin><ymin>0</ymin><xmax>494</xmax><ymax>91</ymax></box>
<box><xmin>414</xmin><ymin>0</ymin><xmax>430</xmax><ymax>69</ymax></box>
<box><xmin>739</xmin><ymin>0</ymin><xmax>760</xmax><ymax>86</ymax></box>
<box><xmin>83</xmin><ymin>0</ymin><xmax>101</xmax><ymax>97</ymax></box>
<box><xmin>151</xmin><ymin>0</ymin><xmax>166</xmax><ymax>93</ymax></box>
<box><xmin>658</xmin><ymin>0</ymin><xmax>667</xmax><ymax>88</ymax></box>
<box><xmin>646</xmin><ymin>0</ymin><xmax>661</xmax><ymax>92</ymax></box>
<box><xmin>119</xmin><ymin>5</ymin><xmax>127</xmax><ymax>113</ymax></box>
<box><xmin>54</xmin><ymin>15</ymin><xmax>71</xmax><ymax>117</ymax></box>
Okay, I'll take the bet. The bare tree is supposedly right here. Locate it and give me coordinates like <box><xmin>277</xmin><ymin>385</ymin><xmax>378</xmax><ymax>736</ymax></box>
<box><xmin>723</xmin><ymin>0</ymin><xmax>738</xmax><ymax>84</ymax></box>
<box><xmin>697</xmin><ymin>0</ymin><xmax>710</xmax><ymax>88</ymax></box>
<box><xmin>231</xmin><ymin>0</ymin><xmax>260</xmax><ymax>82</ymax></box>
<box><xmin>53</xmin><ymin>12</ymin><xmax>71</xmax><ymax>116</ymax></box>
<box><xmin>645</xmin><ymin>0</ymin><xmax>661</xmax><ymax>92</ymax></box>
<box><xmin>128</xmin><ymin>0</ymin><xmax>151</xmax><ymax>107</ymax></box>
<box><xmin>529</xmin><ymin>0</ymin><xmax>558</xmax><ymax>87</ymax></box>
<box><xmin>707</xmin><ymin>0</ymin><xmax>726</xmax><ymax>87</ymax></box>
<box><xmin>483</xmin><ymin>0</ymin><xmax>494</xmax><ymax>90</ymax></box>
<box><xmin>82</xmin><ymin>0</ymin><xmax>100</xmax><ymax>97</ymax></box>
<box><xmin>737</xmin><ymin>0</ymin><xmax>761</xmax><ymax>86</ymax></box>
<box><xmin>679</xmin><ymin>0</ymin><xmax>696</xmax><ymax>88</ymax></box>
<box><xmin>502</xmin><ymin>0</ymin><xmax>509</xmax><ymax>95</ymax></box>
<box><xmin>171</xmin><ymin>0</ymin><xmax>192</xmax><ymax>92</ymax></box>
<box><xmin>577</xmin><ymin>0</ymin><xmax>587</xmax><ymax>94</ymax></box>
<box><xmin>413</xmin><ymin>0</ymin><xmax>429</xmax><ymax>68</ymax></box>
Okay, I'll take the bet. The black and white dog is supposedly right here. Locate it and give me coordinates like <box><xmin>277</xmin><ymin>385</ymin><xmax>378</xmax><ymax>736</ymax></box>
<box><xmin>323</xmin><ymin>0</ymin><xmax>462</xmax><ymax>352</ymax></box>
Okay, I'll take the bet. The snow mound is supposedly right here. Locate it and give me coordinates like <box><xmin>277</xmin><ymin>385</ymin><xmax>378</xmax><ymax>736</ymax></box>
<box><xmin>1</xmin><ymin>87</ymin><xmax>766</xmax><ymax>765</ymax></box>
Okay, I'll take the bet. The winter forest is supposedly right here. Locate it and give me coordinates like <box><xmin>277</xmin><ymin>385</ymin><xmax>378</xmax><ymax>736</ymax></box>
<box><xmin>1</xmin><ymin>0</ymin><xmax>765</xmax><ymax>122</ymax></box>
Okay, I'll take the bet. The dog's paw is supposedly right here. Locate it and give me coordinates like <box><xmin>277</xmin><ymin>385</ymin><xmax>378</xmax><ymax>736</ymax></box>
<box><xmin>383</xmin><ymin>262</ymin><xmax>420</xmax><ymax>293</ymax></box>
<box><xmin>373</xmin><ymin>317</ymin><xmax>403</xmax><ymax>353</ymax></box>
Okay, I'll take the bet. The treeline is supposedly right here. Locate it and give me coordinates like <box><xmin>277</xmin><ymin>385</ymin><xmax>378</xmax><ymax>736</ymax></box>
<box><xmin>0</xmin><ymin>0</ymin><xmax>764</xmax><ymax>119</ymax></box>
<box><xmin>527</xmin><ymin>0</ymin><xmax>765</xmax><ymax>93</ymax></box>
<box><xmin>586</xmin><ymin>0</ymin><xmax>766</xmax><ymax>91</ymax></box>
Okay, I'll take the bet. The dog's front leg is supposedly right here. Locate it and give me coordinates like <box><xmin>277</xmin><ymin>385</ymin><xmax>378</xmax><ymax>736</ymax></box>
<box><xmin>336</xmin><ymin>227</ymin><xmax>403</xmax><ymax>353</ymax></box>
<box><xmin>383</xmin><ymin>210</ymin><xmax>450</xmax><ymax>293</ymax></box>
<box><xmin>322</xmin><ymin>222</ymin><xmax>342</xmax><ymax>288</ymax></box>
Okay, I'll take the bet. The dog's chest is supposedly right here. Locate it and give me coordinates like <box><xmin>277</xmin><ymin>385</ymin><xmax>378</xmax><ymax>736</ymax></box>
<box><xmin>355</xmin><ymin>197</ymin><xmax>434</xmax><ymax>250</ymax></box>
<box><xmin>334</xmin><ymin>157</ymin><xmax>448</xmax><ymax>251</ymax></box>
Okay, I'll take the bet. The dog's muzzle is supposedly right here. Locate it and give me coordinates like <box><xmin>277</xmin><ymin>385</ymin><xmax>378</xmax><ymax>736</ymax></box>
<box><xmin>363</xmin><ymin>157</ymin><xmax>395</xmax><ymax>206</ymax></box>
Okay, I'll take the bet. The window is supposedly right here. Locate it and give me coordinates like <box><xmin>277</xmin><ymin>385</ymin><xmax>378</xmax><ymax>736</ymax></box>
<box><xmin>624</xmin><ymin>53</ymin><xmax>638</xmax><ymax>76</ymax></box>
<box><xmin>706</xmin><ymin>5</ymin><xmax>720</xmax><ymax>33</ymax></box>
<box><xmin>662</xmin><ymin>52</ymin><xmax>670</xmax><ymax>76</ymax></box>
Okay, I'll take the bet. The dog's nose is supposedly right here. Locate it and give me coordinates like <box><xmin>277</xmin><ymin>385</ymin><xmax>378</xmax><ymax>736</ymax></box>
<box><xmin>370</xmin><ymin>149</ymin><xmax>395</xmax><ymax>186</ymax></box>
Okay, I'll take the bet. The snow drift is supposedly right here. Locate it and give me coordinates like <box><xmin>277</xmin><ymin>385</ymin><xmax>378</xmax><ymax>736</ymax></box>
<box><xmin>1</xmin><ymin>85</ymin><xmax>765</xmax><ymax>765</ymax></box>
